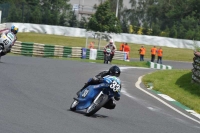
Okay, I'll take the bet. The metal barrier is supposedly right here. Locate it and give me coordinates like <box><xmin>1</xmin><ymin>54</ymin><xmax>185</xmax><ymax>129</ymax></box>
<box><xmin>0</xmin><ymin>23</ymin><xmax>6</xmax><ymax>30</ymax></box>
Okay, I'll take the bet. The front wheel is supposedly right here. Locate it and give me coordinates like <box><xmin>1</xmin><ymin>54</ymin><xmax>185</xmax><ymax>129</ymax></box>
<box><xmin>104</xmin><ymin>55</ymin><xmax>110</xmax><ymax>64</ymax></box>
<box><xmin>86</xmin><ymin>94</ymin><xmax>108</xmax><ymax>116</ymax></box>
<box><xmin>70</xmin><ymin>99</ymin><xmax>79</xmax><ymax>111</ymax></box>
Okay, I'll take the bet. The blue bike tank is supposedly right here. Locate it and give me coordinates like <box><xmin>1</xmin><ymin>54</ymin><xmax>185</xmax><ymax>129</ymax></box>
<box><xmin>76</xmin><ymin>84</ymin><xmax>105</xmax><ymax>110</ymax></box>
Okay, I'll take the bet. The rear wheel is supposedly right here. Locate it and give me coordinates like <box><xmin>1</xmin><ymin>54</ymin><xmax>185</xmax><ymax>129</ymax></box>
<box><xmin>86</xmin><ymin>94</ymin><xmax>108</xmax><ymax>116</ymax></box>
<box><xmin>70</xmin><ymin>99</ymin><xmax>79</xmax><ymax>111</ymax></box>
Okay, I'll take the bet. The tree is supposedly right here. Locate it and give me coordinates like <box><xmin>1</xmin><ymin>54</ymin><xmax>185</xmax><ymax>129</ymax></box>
<box><xmin>88</xmin><ymin>0</ymin><xmax>122</xmax><ymax>33</ymax></box>
<box><xmin>7</xmin><ymin>3</ymin><xmax>22</xmax><ymax>22</ymax></box>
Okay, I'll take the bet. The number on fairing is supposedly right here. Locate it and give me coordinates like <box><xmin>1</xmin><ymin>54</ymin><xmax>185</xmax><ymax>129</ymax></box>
<box><xmin>3</xmin><ymin>39</ymin><xmax>9</xmax><ymax>45</ymax></box>
<box><xmin>110</xmin><ymin>80</ymin><xmax>120</xmax><ymax>92</ymax></box>
<box><xmin>82</xmin><ymin>89</ymin><xmax>89</xmax><ymax>97</ymax></box>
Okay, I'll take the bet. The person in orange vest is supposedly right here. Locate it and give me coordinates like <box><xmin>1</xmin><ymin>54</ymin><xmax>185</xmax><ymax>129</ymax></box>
<box><xmin>151</xmin><ymin>46</ymin><xmax>157</xmax><ymax>62</ymax></box>
<box><xmin>119</xmin><ymin>42</ymin><xmax>125</xmax><ymax>51</ymax></box>
<box><xmin>157</xmin><ymin>47</ymin><xmax>163</xmax><ymax>64</ymax></box>
<box><xmin>88</xmin><ymin>41</ymin><xmax>94</xmax><ymax>49</ymax></box>
<box><xmin>138</xmin><ymin>46</ymin><xmax>145</xmax><ymax>61</ymax></box>
<box><xmin>124</xmin><ymin>43</ymin><xmax>130</xmax><ymax>61</ymax></box>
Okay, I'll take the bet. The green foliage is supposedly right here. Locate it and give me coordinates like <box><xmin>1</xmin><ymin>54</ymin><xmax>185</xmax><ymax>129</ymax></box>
<box><xmin>1</xmin><ymin>0</ymin><xmax>71</xmax><ymax>25</ymax></box>
<box><xmin>128</xmin><ymin>0</ymin><xmax>200</xmax><ymax>40</ymax></box>
<box><xmin>87</xmin><ymin>1</ymin><xmax>122</xmax><ymax>33</ymax></box>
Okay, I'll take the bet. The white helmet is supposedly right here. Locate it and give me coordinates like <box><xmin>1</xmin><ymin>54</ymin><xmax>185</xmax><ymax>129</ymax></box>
<box><xmin>109</xmin><ymin>39</ymin><xmax>114</xmax><ymax>44</ymax></box>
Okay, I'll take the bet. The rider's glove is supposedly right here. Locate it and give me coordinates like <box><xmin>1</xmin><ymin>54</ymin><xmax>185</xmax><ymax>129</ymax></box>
<box><xmin>114</xmin><ymin>97</ymin><xmax>120</xmax><ymax>101</ymax></box>
<box><xmin>99</xmin><ymin>78</ymin><xmax>104</xmax><ymax>83</ymax></box>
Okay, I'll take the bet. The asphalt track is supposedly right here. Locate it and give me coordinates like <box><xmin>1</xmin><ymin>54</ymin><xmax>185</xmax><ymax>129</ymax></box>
<box><xmin>0</xmin><ymin>55</ymin><xmax>199</xmax><ymax>133</ymax></box>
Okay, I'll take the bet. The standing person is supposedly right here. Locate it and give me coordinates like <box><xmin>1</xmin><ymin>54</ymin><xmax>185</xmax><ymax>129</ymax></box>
<box><xmin>119</xmin><ymin>42</ymin><xmax>125</xmax><ymax>52</ymax></box>
<box><xmin>151</xmin><ymin>46</ymin><xmax>157</xmax><ymax>62</ymax></box>
<box><xmin>157</xmin><ymin>47</ymin><xmax>163</xmax><ymax>64</ymax></box>
<box><xmin>138</xmin><ymin>46</ymin><xmax>145</xmax><ymax>61</ymax></box>
<box><xmin>124</xmin><ymin>43</ymin><xmax>130</xmax><ymax>61</ymax></box>
<box><xmin>88</xmin><ymin>41</ymin><xmax>94</xmax><ymax>49</ymax></box>
<box><xmin>104</xmin><ymin>39</ymin><xmax>117</xmax><ymax>63</ymax></box>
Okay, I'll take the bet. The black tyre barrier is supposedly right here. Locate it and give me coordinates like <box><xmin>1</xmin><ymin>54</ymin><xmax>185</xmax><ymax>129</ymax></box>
<box><xmin>192</xmin><ymin>63</ymin><xmax>200</xmax><ymax>71</ymax></box>
<box><xmin>192</xmin><ymin>52</ymin><xmax>200</xmax><ymax>84</ymax></box>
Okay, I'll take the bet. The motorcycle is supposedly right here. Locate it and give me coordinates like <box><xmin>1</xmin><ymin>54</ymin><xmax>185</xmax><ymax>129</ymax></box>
<box><xmin>0</xmin><ymin>32</ymin><xmax>14</xmax><ymax>59</ymax></box>
<box><xmin>70</xmin><ymin>75</ymin><xmax>121</xmax><ymax>116</ymax></box>
<box><xmin>104</xmin><ymin>48</ymin><xmax>112</xmax><ymax>64</ymax></box>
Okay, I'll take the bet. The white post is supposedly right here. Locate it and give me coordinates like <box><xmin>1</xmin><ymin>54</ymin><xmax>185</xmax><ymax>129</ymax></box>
<box><xmin>115</xmin><ymin>0</ymin><xmax>119</xmax><ymax>18</ymax></box>
<box><xmin>0</xmin><ymin>10</ymin><xmax>2</xmax><ymax>23</ymax></box>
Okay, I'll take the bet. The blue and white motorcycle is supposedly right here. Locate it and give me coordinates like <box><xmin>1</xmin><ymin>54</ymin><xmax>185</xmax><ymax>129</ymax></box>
<box><xmin>70</xmin><ymin>75</ymin><xmax>121</xmax><ymax>116</ymax></box>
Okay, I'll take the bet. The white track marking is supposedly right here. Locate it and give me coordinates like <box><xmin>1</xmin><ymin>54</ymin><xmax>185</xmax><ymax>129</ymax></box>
<box><xmin>119</xmin><ymin>67</ymin><xmax>200</xmax><ymax>124</ymax></box>
<box><xmin>135</xmin><ymin>75</ymin><xmax>200</xmax><ymax>125</ymax></box>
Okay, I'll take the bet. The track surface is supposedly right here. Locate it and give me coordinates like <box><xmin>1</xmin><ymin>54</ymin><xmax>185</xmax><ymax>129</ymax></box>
<box><xmin>0</xmin><ymin>55</ymin><xmax>199</xmax><ymax>133</ymax></box>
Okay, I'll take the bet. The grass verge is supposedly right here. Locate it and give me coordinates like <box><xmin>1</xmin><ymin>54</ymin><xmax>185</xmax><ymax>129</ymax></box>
<box><xmin>142</xmin><ymin>70</ymin><xmax>200</xmax><ymax>113</ymax></box>
<box><xmin>17</xmin><ymin>32</ymin><xmax>194</xmax><ymax>62</ymax></box>
<box><xmin>46</xmin><ymin>56</ymin><xmax>149</xmax><ymax>67</ymax></box>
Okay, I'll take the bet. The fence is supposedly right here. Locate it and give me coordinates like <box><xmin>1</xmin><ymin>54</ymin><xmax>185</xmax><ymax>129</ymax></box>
<box><xmin>2</xmin><ymin>23</ymin><xmax>200</xmax><ymax>49</ymax></box>
<box><xmin>11</xmin><ymin>41</ymin><xmax>126</xmax><ymax>60</ymax></box>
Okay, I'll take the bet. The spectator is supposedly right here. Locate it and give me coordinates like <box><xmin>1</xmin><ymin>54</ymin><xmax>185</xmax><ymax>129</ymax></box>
<box><xmin>119</xmin><ymin>42</ymin><xmax>125</xmax><ymax>52</ymax></box>
<box><xmin>151</xmin><ymin>46</ymin><xmax>157</xmax><ymax>62</ymax></box>
<box><xmin>138</xmin><ymin>46</ymin><xmax>145</xmax><ymax>61</ymax></box>
<box><xmin>88</xmin><ymin>41</ymin><xmax>94</xmax><ymax>49</ymax></box>
<box><xmin>124</xmin><ymin>43</ymin><xmax>130</xmax><ymax>61</ymax></box>
<box><xmin>157</xmin><ymin>47</ymin><xmax>163</xmax><ymax>64</ymax></box>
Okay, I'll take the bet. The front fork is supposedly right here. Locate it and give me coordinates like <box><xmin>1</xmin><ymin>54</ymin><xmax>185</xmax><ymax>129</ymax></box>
<box><xmin>93</xmin><ymin>91</ymin><xmax>103</xmax><ymax>104</ymax></box>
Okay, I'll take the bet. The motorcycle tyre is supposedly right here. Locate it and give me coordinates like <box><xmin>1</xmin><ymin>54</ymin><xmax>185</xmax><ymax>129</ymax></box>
<box><xmin>85</xmin><ymin>94</ymin><xmax>108</xmax><ymax>116</ymax></box>
<box><xmin>104</xmin><ymin>55</ymin><xmax>110</xmax><ymax>64</ymax></box>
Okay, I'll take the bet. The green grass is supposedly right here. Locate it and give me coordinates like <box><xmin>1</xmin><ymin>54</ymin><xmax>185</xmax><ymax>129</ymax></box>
<box><xmin>143</xmin><ymin>70</ymin><xmax>200</xmax><ymax>113</ymax></box>
<box><xmin>49</xmin><ymin>57</ymin><xmax>149</xmax><ymax>67</ymax></box>
<box><xmin>17</xmin><ymin>32</ymin><xmax>195</xmax><ymax>62</ymax></box>
<box><xmin>16</xmin><ymin>32</ymin><xmax>200</xmax><ymax>112</ymax></box>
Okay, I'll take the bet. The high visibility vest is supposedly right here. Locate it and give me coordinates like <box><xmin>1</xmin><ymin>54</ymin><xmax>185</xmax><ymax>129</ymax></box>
<box><xmin>151</xmin><ymin>48</ymin><xmax>157</xmax><ymax>55</ymax></box>
<box><xmin>124</xmin><ymin>45</ymin><xmax>130</xmax><ymax>52</ymax></box>
<box><xmin>140</xmin><ymin>48</ymin><xmax>145</xmax><ymax>55</ymax></box>
<box><xmin>88</xmin><ymin>42</ymin><xmax>94</xmax><ymax>49</ymax></box>
<box><xmin>120</xmin><ymin>43</ymin><xmax>125</xmax><ymax>51</ymax></box>
<box><xmin>157</xmin><ymin>49</ymin><xmax>163</xmax><ymax>56</ymax></box>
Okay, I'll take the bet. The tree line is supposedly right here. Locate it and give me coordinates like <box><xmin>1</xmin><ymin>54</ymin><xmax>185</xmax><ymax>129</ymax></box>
<box><xmin>0</xmin><ymin>0</ymin><xmax>200</xmax><ymax>41</ymax></box>
<box><xmin>0</xmin><ymin>0</ymin><xmax>75</xmax><ymax>26</ymax></box>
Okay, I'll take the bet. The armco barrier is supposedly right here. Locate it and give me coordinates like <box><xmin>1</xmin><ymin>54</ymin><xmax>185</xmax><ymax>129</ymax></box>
<box><xmin>147</xmin><ymin>61</ymin><xmax>172</xmax><ymax>69</ymax></box>
<box><xmin>192</xmin><ymin>52</ymin><xmax>200</xmax><ymax>83</ymax></box>
<box><xmin>0</xmin><ymin>23</ymin><xmax>6</xmax><ymax>30</ymax></box>
<box><xmin>11</xmin><ymin>41</ymin><xmax>126</xmax><ymax>61</ymax></box>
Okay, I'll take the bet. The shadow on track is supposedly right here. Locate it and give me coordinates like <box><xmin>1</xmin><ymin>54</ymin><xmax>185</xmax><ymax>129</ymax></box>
<box><xmin>67</xmin><ymin>109</ymin><xmax>108</xmax><ymax>118</ymax></box>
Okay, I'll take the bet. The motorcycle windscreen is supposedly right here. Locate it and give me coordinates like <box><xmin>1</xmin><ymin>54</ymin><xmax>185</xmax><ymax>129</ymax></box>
<box><xmin>76</xmin><ymin>85</ymin><xmax>104</xmax><ymax>110</ymax></box>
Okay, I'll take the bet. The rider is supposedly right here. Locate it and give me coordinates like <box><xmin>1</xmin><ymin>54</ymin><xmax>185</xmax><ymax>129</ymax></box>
<box><xmin>0</xmin><ymin>25</ymin><xmax>18</xmax><ymax>56</ymax></box>
<box><xmin>76</xmin><ymin>65</ymin><xmax>121</xmax><ymax>109</ymax></box>
<box><xmin>104</xmin><ymin>39</ymin><xmax>117</xmax><ymax>63</ymax></box>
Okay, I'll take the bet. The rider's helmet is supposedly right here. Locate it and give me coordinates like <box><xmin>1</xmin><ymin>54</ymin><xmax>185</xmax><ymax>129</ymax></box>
<box><xmin>109</xmin><ymin>65</ymin><xmax>121</xmax><ymax>77</ymax></box>
<box><xmin>11</xmin><ymin>26</ymin><xmax>18</xmax><ymax>34</ymax></box>
<box><xmin>109</xmin><ymin>39</ymin><xmax>114</xmax><ymax>44</ymax></box>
